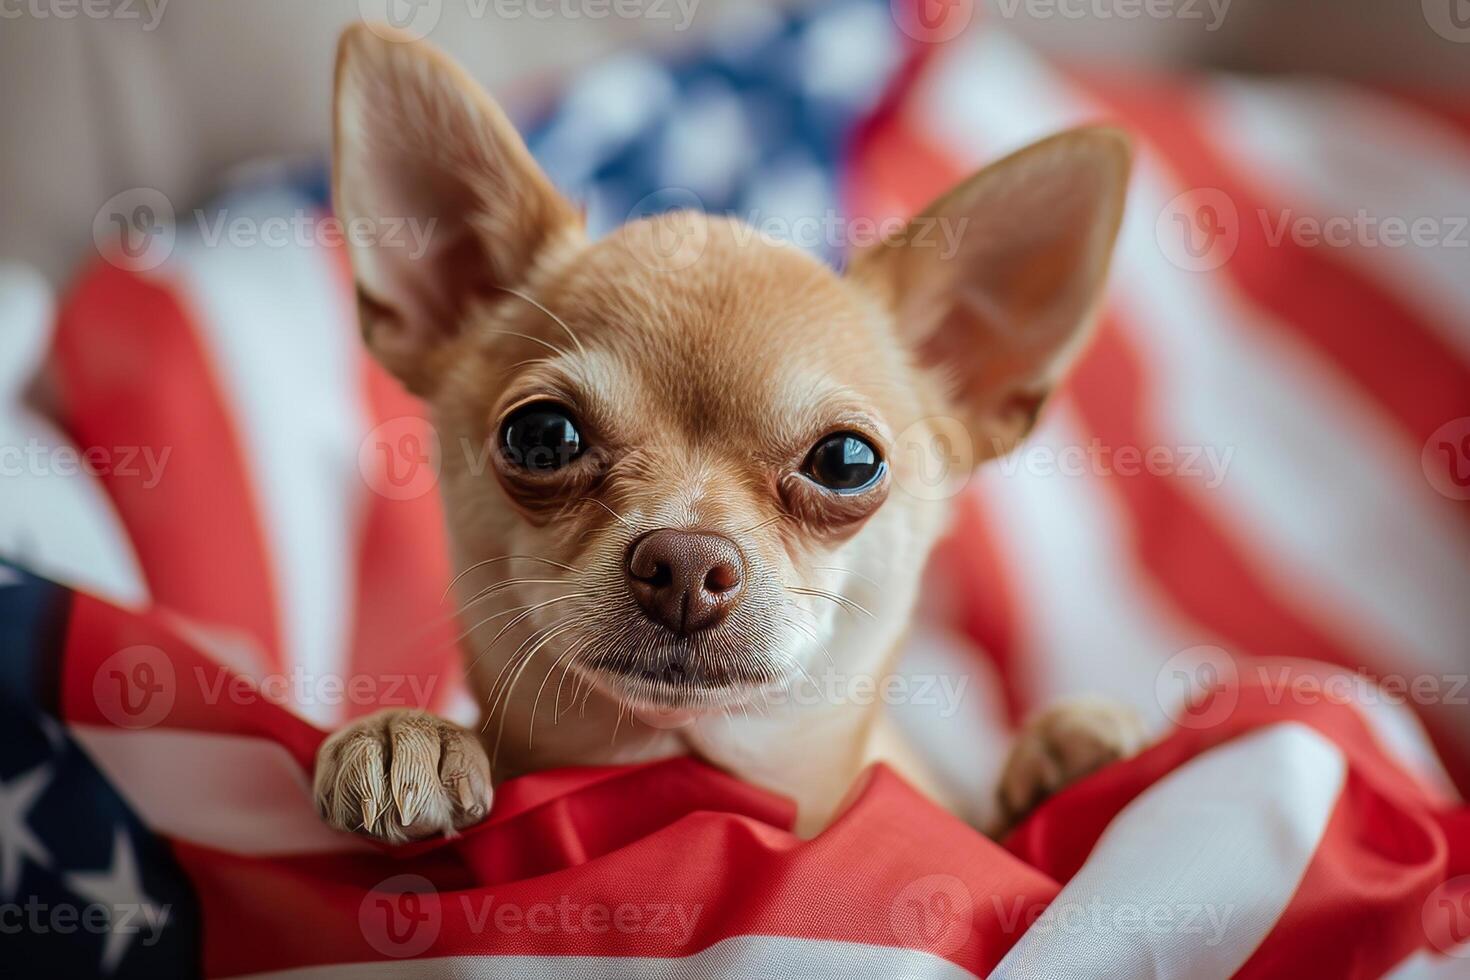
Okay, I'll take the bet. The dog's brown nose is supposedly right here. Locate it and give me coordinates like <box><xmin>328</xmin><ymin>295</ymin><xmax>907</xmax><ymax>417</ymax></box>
<box><xmin>626</xmin><ymin>529</ymin><xmax>745</xmax><ymax>635</ymax></box>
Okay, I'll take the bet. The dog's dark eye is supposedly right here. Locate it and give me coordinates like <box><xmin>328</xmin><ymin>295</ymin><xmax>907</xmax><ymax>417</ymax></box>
<box><xmin>803</xmin><ymin>432</ymin><xmax>884</xmax><ymax>493</ymax></box>
<box><xmin>501</xmin><ymin>403</ymin><xmax>584</xmax><ymax>473</ymax></box>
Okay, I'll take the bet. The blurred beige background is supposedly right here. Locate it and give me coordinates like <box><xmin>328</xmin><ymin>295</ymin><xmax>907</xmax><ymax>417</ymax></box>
<box><xmin>1</xmin><ymin>0</ymin><xmax>1467</xmax><ymax>285</ymax></box>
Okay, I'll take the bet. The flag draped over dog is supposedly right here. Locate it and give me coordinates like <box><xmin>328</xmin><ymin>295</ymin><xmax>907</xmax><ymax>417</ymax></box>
<box><xmin>4</xmin><ymin>0</ymin><xmax>1468</xmax><ymax>975</ymax></box>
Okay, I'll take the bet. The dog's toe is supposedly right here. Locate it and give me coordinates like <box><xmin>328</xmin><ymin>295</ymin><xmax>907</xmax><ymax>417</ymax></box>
<box><xmin>994</xmin><ymin>697</ymin><xmax>1147</xmax><ymax>834</ymax></box>
<box><xmin>314</xmin><ymin>709</ymin><xmax>491</xmax><ymax>843</ymax></box>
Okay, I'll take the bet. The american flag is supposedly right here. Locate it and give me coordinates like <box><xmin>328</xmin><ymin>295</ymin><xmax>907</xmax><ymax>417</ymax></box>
<box><xmin>2</xmin><ymin>0</ymin><xmax>1468</xmax><ymax>975</ymax></box>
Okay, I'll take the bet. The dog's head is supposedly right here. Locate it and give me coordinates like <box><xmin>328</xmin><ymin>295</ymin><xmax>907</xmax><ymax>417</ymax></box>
<box><xmin>334</xmin><ymin>26</ymin><xmax>1129</xmax><ymax>718</ymax></box>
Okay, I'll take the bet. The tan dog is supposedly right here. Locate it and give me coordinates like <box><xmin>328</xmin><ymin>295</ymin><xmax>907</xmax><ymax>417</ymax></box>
<box><xmin>314</xmin><ymin>25</ymin><xmax>1145</xmax><ymax>843</ymax></box>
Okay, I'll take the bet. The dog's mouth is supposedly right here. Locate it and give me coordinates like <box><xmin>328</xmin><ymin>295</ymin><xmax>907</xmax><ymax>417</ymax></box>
<box><xmin>578</xmin><ymin>640</ymin><xmax>787</xmax><ymax>711</ymax></box>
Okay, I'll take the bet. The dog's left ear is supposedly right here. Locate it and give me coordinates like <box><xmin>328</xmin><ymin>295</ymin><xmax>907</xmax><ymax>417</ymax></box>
<box><xmin>851</xmin><ymin>127</ymin><xmax>1130</xmax><ymax>461</ymax></box>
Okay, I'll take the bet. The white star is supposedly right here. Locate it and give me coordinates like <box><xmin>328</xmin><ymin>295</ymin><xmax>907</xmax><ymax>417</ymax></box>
<box><xmin>64</xmin><ymin>827</ymin><xmax>170</xmax><ymax>974</ymax></box>
<box><xmin>0</xmin><ymin>763</ymin><xmax>52</xmax><ymax>898</ymax></box>
<box><xmin>37</xmin><ymin>714</ymin><xmax>68</xmax><ymax>752</ymax></box>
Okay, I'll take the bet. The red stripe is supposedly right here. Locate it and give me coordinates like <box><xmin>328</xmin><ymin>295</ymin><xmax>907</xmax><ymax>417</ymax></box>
<box><xmin>932</xmin><ymin>495</ymin><xmax>1024</xmax><ymax>727</ymax></box>
<box><xmin>61</xmin><ymin>593</ymin><xmax>322</xmax><ymax>768</ymax></box>
<box><xmin>1068</xmin><ymin>320</ymin><xmax>1365</xmax><ymax>669</ymax></box>
<box><xmin>1070</xmin><ymin>321</ymin><xmax>1470</xmax><ymax>792</ymax></box>
<box><xmin>849</xmin><ymin>60</ymin><xmax>1470</xmax><ymax>790</ymax></box>
<box><xmin>52</xmin><ymin>262</ymin><xmax>282</xmax><ymax>669</ymax></box>
<box><xmin>1006</xmin><ymin>674</ymin><xmax>1459</xmax><ymax>978</ymax></box>
<box><xmin>1236</xmin><ymin>773</ymin><xmax>1446</xmax><ymax>979</ymax></box>
<box><xmin>184</xmin><ymin>760</ymin><xmax>1057</xmax><ymax>976</ymax></box>
<box><xmin>1080</xmin><ymin>73</ymin><xmax>1470</xmax><ymax>468</ymax></box>
<box><xmin>324</xmin><ymin>243</ymin><xmax>464</xmax><ymax>720</ymax></box>
<box><xmin>843</xmin><ymin>109</ymin><xmax>1034</xmax><ymax>721</ymax></box>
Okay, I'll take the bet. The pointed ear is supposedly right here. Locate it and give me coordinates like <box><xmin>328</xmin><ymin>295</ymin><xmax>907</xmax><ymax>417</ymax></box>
<box><xmin>851</xmin><ymin>127</ymin><xmax>1131</xmax><ymax>461</ymax></box>
<box><xmin>333</xmin><ymin>24</ymin><xmax>581</xmax><ymax>395</ymax></box>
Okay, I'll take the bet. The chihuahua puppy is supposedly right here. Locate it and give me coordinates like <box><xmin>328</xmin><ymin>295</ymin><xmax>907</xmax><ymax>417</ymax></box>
<box><xmin>314</xmin><ymin>25</ymin><xmax>1144</xmax><ymax>842</ymax></box>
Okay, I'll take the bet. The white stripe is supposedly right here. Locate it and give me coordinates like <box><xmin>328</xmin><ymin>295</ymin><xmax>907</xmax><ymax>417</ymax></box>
<box><xmin>235</xmin><ymin>934</ymin><xmax>978</xmax><ymax>979</ymax></box>
<box><xmin>976</xmin><ymin>406</ymin><xmax>1203</xmax><ymax>727</ymax></box>
<box><xmin>163</xmin><ymin>191</ymin><xmax>368</xmax><ymax>725</ymax></box>
<box><xmin>1346</xmin><ymin>680</ymin><xmax>1461</xmax><ymax>804</ymax></box>
<box><xmin>990</xmin><ymin>723</ymin><xmax>1347</xmax><ymax>979</ymax></box>
<box><xmin>920</xmin><ymin>31</ymin><xmax>1470</xmax><ymax>718</ymax></box>
<box><xmin>1203</xmin><ymin>78</ymin><xmax>1470</xmax><ymax>358</ymax></box>
<box><xmin>1104</xmin><ymin>114</ymin><xmax>1470</xmax><ymax>693</ymax></box>
<box><xmin>1387</xmin><ymin>949</ymin><xmax>1470</xmax><ymax>978</ymax></box>
<box><xmin>917</xmin><ymin>35</ymin><xmax>1209</xmax><ymax>722</ymax></box>
<box><xmin>70</xmin><ymin>724</ymin><xmax>369</xmax><ymax>856</ymax></box>
<box><xmin>890</xmin><ymin>626</ymin><xmax>1013</xmax><ymax>826</ymax></box>
<box><xmin>0</xmin><ymin>263</ymin><xmax>149</xmax><ymax>607</ymax></box>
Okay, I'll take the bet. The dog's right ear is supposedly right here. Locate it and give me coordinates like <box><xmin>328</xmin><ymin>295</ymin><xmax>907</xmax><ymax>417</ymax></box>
<box><xmin>333</xmin><ymin>25</ymin><xmax>581</xmax><ymax>395</ymax></box>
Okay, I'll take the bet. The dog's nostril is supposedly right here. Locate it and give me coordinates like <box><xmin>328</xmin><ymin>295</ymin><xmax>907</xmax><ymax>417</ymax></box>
<box><xmin>704</xmin><ymin>564</ymin><xmax>739</xmax><ymax>594</ymax></box>
<box><xmin>625</xmin><ymin>528</ymin><xmax>747</xmax><ymax>635</ymax></box>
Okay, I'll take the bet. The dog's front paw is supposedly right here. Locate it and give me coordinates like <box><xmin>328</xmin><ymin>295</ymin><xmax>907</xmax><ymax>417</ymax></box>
<box><xmin>313</xmin><ymin>709</ymin><xmax>492</xmax><ymax>843</ymax></box>
<box><xmin>995</xmin><ymin>697</ymin><xmax>1146</xmax><ymax>833</ymax></box>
